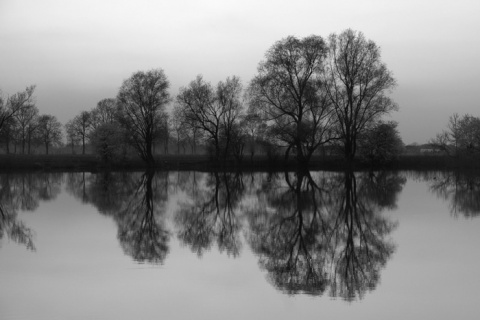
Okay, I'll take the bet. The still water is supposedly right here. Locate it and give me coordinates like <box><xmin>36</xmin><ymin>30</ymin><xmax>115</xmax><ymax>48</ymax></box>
<box><xmin>1</xmin><ymin>170</ymin><xmax>479</xmax><ymax>319</ymax></box>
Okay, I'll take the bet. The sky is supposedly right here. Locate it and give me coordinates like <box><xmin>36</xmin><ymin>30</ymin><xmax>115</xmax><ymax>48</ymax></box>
<box><xmin>1</xmin><ymin>0</ymin><xmax>479</xmax><ymax>144</ymax></box>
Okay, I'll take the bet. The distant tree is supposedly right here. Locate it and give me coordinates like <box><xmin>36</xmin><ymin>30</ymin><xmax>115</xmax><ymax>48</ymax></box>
<box><xmin>14</xmin><ymin>103</ymin><xmax>39</xmax><ymax>154</ymax></box>
<box><xmin>70</xmin><ymin>111</ymin><xmax>93</xmax><ymax>154</ymax></box>
<box><xmin>430</xmin><ymin>113</ymin><xmax>480</xmax><ymax>156</ymax></box>
<box><xmin>249</xmin><ymin>35</ymin><xmax>336</xmax><ymax>166</ymax></box>
<box><xmin>359</xmin><ymin>121</ymin><xmax>403</xmax><ymax>164</ymax></box>
<box><xmin>0</xmin><ymin>116</ymin><xmax>18</xmax><ymax>153</ymax></box>
<box><xmin>0</xmin><ymin>85</ymin><xmax>36</xmax><ymax>133</ymax></box>
<box><xmin>37</xmin><ymin>114</ymin><xmax>63</xmax><ymax>154</ymax></box>
<box><xmin>117</xmin><ymin>69</ymin><xmax>170</xmax><ymax>166</ymax></box>
<box><xmin>64</xmin><ymin>119</ymin><xmax>79</xmax><ymax>154</ymax></box>
<box><xmin>91</xmin><ymin>98</ymin><xmax>117</xmax><ymax>128</ymax></box>
<box><xmin>325</xmin><ymin>29</ymin><xmax>397</xmax><ymax>162</ymax></box>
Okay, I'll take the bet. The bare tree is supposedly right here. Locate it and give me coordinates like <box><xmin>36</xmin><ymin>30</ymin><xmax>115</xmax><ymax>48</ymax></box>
<box><xmin>70</xmin><ymin>111</ymin><xmax>93</xmax><ymax>154</ymax></box>
<box><xmin>91</xmin><ymin>98</ymin><xmax>117</xmax><ymax>128</ymax></box>
<box><xmin>37</xmin><ymin>114</ymin><xmax>63</xmax><ymax>154</ymax></box>
<box><xmin>176</xmin><ymin>75</ymin><xmax>243</xmax><ymax>162</ymax></box>
<box><xmin>14</xmin><ymin>103</ymin><xmax>39</xmax><ymax>154</ymax></box>
<box><xmin>117</xmin><ymin>69</ymin><xmax>170</xmax><ymax>166</ymax></box>
<box><xmin>249</xmin><ymin>35</ymin><xmax>336</xmax><ymax>166</ymax></box>
<box><xmin>64</xmin><ymin>119</ymin><xmax>79</xmax><ymax>154</ymax></box>
<box><xmin>0</xmin><ymin>85</ymin><xmax>36</xmax><ymax>133</ymax></box>
<box><xmin>325</xmin><ymin>29</ymin><xmax>397</xmax><ymax>162</ymax></box>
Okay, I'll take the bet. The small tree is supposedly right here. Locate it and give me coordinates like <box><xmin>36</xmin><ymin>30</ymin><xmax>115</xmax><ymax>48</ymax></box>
<box><xmin>90</xmin><ymin>122</ymin><xmax>126</xmax><ymax>164</ymax></box>
<box><xmin>37</xmin><ymin>114</ymin><xmax>63</xmax><ymax>154</ymax></box>
<box><xmin>359</xmin><ymin>121</ymin><xmax>403</xmax><ymax>165</ymax></box>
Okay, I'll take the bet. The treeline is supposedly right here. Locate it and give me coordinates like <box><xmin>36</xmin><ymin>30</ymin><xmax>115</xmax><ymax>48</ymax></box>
<box><xmin>1</xmin><ymin>29</ymin><xmax>406</xmax><ymax>167</ymax></box>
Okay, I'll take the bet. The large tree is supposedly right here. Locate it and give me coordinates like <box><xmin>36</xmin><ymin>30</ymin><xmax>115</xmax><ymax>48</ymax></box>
<box><xmin>325</xmin><ymin>29</ymin><xmax>397</xmax><ymax>162</ymax></box>
<box><xmin>249</xmin><ymin>35</ymin><xmax>336</xmax><ymax>166</ymax></box>
<box><xmin>117</xmin><ymin>69</ymin><xmax>170</xmax><ymax>166</ymax></box>
<box><xmin>14</xmin><ymin>103</ymin><xmax>39</xmax><ymax>154</ymax></box>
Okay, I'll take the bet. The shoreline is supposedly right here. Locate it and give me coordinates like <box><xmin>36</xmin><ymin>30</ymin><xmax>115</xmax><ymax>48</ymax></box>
<box><xmin>0</xmin><ymin>154</ymin><xmax>478</xmax><ymax>172</ymax></box>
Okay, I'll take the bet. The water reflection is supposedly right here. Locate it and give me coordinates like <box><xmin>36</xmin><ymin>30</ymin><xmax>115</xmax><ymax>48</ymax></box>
<box><xmin>0</xmin><ymin>173</ymin><xmax>63</xmax><ymax>250</ymax></box>
<box><xmin>57</xmin><ymin>170</ymin><xmax>404</xmax><ymax>300</ymax></box>
<box><xmin>247</xmin><ymin>170</ymin><xmax>403</xmax><ymax>300</ymax></box>
<box><xmin>412</xmin><ymin>171</ymin><xmax>480</xmax><ymax>218</ymax></box>
<box><xmin>66</xmin><ymin>171</ymin><xmax>170</xmax><ymax>264</ymax></box>
<box><xmin>175</xmin><ymin>171</ymin><xmax>244</xmax><ymax>257</ymax></box>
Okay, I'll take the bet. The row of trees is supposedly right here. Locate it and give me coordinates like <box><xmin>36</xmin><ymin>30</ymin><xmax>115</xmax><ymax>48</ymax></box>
<box><xmin>0</xmin><ymin>86</ymin><xmax>63</xmax><ymax>154</ymax></box>
<box><xmin>1</xmin><ymin>29</ymin><xmax>401</xmax><ymax>166</ymax></box>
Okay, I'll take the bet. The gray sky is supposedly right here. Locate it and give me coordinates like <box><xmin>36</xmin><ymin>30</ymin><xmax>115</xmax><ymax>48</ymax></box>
<box><xmin>1</xmin><ymin>0</ymin><xmax>479</xmax><ymax>144</ymax></box>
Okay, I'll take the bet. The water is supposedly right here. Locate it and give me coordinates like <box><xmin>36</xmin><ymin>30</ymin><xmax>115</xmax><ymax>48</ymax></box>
<box><xmin>1</xmin><ymin>170</ymin><xmax>480</xmax><ymax>319</ymax></box>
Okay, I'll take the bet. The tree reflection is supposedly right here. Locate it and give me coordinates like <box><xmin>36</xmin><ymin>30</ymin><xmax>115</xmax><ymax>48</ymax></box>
<box><xmin>175</xmin><ymin>171</ymin><xmax>244</xmax><ymax>257</ymax></box>
<box><xmin>0</xmin><ymin>172</ymin><xmax>63</xmax><ymax>250</ymax></box>
<box><xmin>65</xmin><ymin>171</ymin><xmax>170</xmax><ymax>264</ymax></box>
<box><xmin>247</xmin><ymin>170</ymin><xmax>402</xmax><ymax>300</ymax></box>
<box><xmin>422</xmin><ymin>171</ymin><xmax>480</xmax><ymax>217</ymax></box>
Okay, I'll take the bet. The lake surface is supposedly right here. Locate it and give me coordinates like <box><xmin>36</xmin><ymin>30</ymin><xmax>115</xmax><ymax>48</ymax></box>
<box><xmin>1</xmin><ymin>170</ymin><xmax>480</xmax><ymax>319</ymax></box>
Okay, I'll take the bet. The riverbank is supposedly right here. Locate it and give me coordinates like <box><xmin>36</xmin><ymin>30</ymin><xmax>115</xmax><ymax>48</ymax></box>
<box><xmin>0</xmin><ymin>153</ymin><xmax>478</xmax><ymax>172</ymax></box>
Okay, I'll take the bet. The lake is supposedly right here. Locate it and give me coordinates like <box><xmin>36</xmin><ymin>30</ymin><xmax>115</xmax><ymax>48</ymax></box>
<box><xmin>1</xmin><ymin>170</ymin><xmax>480</xmax><ymax>319</ymax></box>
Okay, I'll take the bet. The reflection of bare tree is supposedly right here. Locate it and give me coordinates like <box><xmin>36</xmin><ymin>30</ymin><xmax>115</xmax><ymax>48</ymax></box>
<box><xmin>116</xmin><ymin>172</ymin><xmax>169</xmax><ymax>264</ymax></box>
<box><xmin>65</xmin><ymin>171</ymin><xmax>170</xmax><ymax>264</ymax></box>
<box><xmin>420</xmin><ymin>171</ymin><xmax>480</xmax><ymax>217</ymax></box>
<box><xmin>0</xmin><ymin>172</ymin><xmax>63</xmax><ymax>250</ymax></box>
<box><xmin>175</xmin><ymin>171</ymin><xmax>244</xmax><ymax>257</ymax></box>
<box><xmin>247</xmin><ymin>170</ymin><xmax>402</xmax><ymax>300</ymax></box>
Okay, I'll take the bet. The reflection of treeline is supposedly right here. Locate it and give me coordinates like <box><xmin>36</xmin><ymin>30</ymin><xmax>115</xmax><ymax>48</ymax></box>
<box><xmin>0</xmin><ymin>172</ymin><xmax>63</xmax><ymax>250</ymax></box>
<box><xmin>64</xmin><ymin>169</ymin><xmax>404</xmax><ymax>300</ymax></box>
<box><xmin>65</xmin><ymin>171</ymin><xmax>170</xmax><ymax>264</ymax></box>
<box><xmin>409</xmin><ymin>170</ymin><xmax>480</xmax><ymax>217</ymax></box>
<box><xmin>171</xmin><ymin>170</ymin><xmax>404</xmax><ymax>300</ymax></box>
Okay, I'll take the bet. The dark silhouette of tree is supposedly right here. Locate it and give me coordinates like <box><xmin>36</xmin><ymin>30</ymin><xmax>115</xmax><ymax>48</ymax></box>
<box><xmin>70</xmin><ymin>111</ymin><xmax>93</xmax><ymax>155</ymax></box>
<box><xmin>325</xmin><ymin>29</ymin><xmax>397</xmax><ymax>163</ymax></box>
<box><xmin>117</xmin><ymin>69</ymin><xmax>170</xmax><ymax>166</ymax></box>
<box><xmin>0</xmin><ymin>85</ymin><xmax>36</xmax><ymax>135</ymax></box>
<box><xmin>249</xmin><ymin>35</ymin><xmax>336</xmax><ymax>166</ymax></box>
<box><xmin>14</xmin><ymin>102</ymin><xmax>39</xmax><ymax>154</ymax></box>
<box><xmin>176</xmin><ymin>75</ymin><xmax>244</xmax><ymax>162</ymax></box>
<box><xmin>359</xmin><ymin>121</ymin><xmax>404</xmax><ymax>165</ymax></box>
<box><xmin>175</xmin><ymin>171</ymin><xmax>244</xmax><ymax>257</ymax></box>
<box><xmin>37</xmin><ymin>114</ymin><xmax>63</xmax><ymax>154</ymax></box>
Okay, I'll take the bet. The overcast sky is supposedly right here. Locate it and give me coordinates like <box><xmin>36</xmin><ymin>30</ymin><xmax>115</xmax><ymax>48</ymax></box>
<box><xmin>1</xmin><ymin>0</ymin><xmax>479</xmax><ymax>144</ymax></box>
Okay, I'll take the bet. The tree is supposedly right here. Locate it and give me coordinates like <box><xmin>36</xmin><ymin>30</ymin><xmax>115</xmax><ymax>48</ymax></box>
<box><xmin>249</xmin><ymin>35</ymin><xmax>336</xmax><ymax>166</ymax></box>
<box><xmin>117</xmin><ymin>69</ymin><xmax>170</xmax><ymax>166</ymax></box>
<box><xmin>430</xmin><ymin>113</ymin><xmax>480</xmax><ymax>156</ymax></box>
<box><xmin>70</xmin><ymin>111</ymin><xmax>93</xmax><ymax>154</ymax></box>
<box><xmin>0</xmin><ymin>85</ymin><xmax>36</xmax><ymax>133</ymax></box>
<box><xmin>14</xmin><ymin>103</ymin><xmax>39</xmax><ymax>154</ymax></box>
<box><xmin>91</xmin><ymin>98</ymin><xmax>117</xmax><ymax>129</ymax></box>
<box><xmin>90</xmin><ymin>122</ymin><xmax>126</xmax><ymax>164</ymax></box>
<box><xmin>37</xmin><ymin>114</ymin><xmax>63</xmax><ymax>154</ymax></box>
<box><xmin>177</xmin><ymin>75</ymin><xmax>244</xmax><ymax>162</ymax></box>
<box><xmin>359</xmin><ymin>121</ymin><xmax>403</xmax><ymax>165</ymax></box>
<box><xmin>64</xmin><ymin>119</ymin><xmax>79</xmax><ymax>154</ymax></box>
<box><xmin>325</xmin><ymin>29</ymin><xmax>397</xmax><ymax>162</ymax></box>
